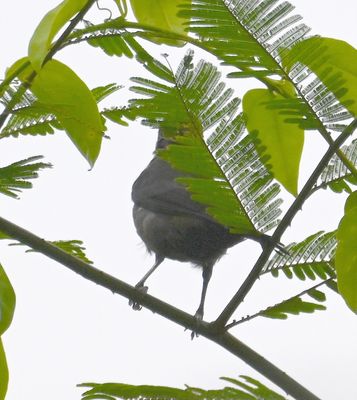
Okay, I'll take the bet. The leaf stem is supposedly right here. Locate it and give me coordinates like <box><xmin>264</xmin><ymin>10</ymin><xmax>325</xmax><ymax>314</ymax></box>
<box><xmin>226</xmin><ymin>278</ymin><xmax>334</xmax><ymax>329</ymax></box>
<box><xmin>213</xmin><ymin>118</ymin><xmax>357</xmax><ymax>329</ymax></box>
<box><xmin>0</xmin><ymin>215</ymin><xmax>320</xmax><ymax>400</ymax></box>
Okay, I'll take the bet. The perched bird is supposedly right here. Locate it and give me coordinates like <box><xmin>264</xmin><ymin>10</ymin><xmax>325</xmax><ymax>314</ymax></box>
<box><xmin>131</xmin><ymin>129</ymin><xmax>273</xmax><ymax>320</ymax></box>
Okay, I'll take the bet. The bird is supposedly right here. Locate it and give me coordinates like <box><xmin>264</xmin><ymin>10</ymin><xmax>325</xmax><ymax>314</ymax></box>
<box><xmin>131</xmin><ymin>128</ymin><xmax>275</xmax><ymax>321</ymax></box>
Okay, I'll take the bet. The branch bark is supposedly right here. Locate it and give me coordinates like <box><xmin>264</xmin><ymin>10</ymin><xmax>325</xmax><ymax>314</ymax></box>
<box><xmin>0</xmin><ymin>215</ymin><xmax>320</xmax><ymax>400</ymax></box>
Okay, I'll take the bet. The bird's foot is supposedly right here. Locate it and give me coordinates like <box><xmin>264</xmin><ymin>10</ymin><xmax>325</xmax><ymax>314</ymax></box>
<box><xmin>190</xmin><ymin>308</ymin><xmax>204</xmax><ymax>340</ymax></box>
<box><xmin>258</xmin><ymin>234</ymin><xmax>289</xmax><ymax>256</ymax></box>
<box><xmin>129</xmin><ymin>284</ymin><xmax>148</xmax><ymax>311</ymax></box>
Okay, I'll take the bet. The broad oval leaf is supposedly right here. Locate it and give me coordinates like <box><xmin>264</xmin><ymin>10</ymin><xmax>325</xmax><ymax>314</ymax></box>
<box><xmin>31</xmin><ymin>60</ymin><xmax>104</xmax><ymax>167</ymax></box>
<box><xmin>5</xmin><ymin>57</ymin><xmax>33</xmax><ymax>82</ymax></box>
<box><xmin>28</xmin><ymin>0</ymin><xmax>88</xmax><ymax>71</ymax></box>
<box><xmin>336</xmin><ymin>191</ymin><xmax>357</xmax><ymax>312</ymax></box>
<box><xmin>0</xmin><ymin>264</ymin><xmax>16</xmax><ymax>335</ymax></box>
<box><xmin>243</xmin><ymin>89</ymin><xmax>304</xmax><ymax>196</ymax></box>
<box><xmin>0</xmin><ymin>339</ymin><xmax>9</xmax><ymax>400</ymax></box>
<box><xmin>6</xmin><ymin>58</ymin><xmax>104</xmax><ymax>166</ymax></box>
<box><xmin>0</xmin><ymin>263</ymin><xmax>15</xmax><ymax>399</ymax></box>
<box><xmin>286</xmin><ymin>37</ymin><xmax>357</xmax><ymax>117</ymax></box>
<box><xmin>345</xmin><ymin>190</ymin><xmax>357</xmax><ymax>213</ymax></box>
<box><xmin>130</xmin><ymin>0</ymin><xmax>189</xmax><ymax>46</ymax></box>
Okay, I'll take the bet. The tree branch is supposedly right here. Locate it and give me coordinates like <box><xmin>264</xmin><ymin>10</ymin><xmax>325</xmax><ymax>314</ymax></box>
<box><xmin>0</xmin><ymin>215</ymin><xmax>320</xmax><ymax>400</ymax></box>
<box><xmin>214</xmin><ymin>118</ymin><xmax>357</xmax><ymax>329</ymax></box>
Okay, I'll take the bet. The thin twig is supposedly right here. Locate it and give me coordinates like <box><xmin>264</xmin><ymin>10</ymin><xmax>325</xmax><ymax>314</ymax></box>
<box><xmin>0</xmin><ymin>215</ymin><xmax>321</xmax><ymax>400</ymax></box>
<box><xmin>226</xmin><ymin>278</ymin><xmax>334</xmax><ymax>329</ymax></box>
<box><xmin>213</xmin><ymin>118</ymin><xmax>357</xmax><ymax>329</ymax></box>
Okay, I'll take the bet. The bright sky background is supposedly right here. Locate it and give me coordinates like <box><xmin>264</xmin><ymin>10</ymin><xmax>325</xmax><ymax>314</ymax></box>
<box><xmin>1</xmin><ymin>1</ymin><xmax>356</xmax><ymax>399</ymax></box>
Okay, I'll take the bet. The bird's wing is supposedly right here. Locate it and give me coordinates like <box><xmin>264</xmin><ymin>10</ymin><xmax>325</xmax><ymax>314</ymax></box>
<box><xmin>132</xmin><ymin>157</ymin><xmax>214</xmax><ymax>221</ymax></box>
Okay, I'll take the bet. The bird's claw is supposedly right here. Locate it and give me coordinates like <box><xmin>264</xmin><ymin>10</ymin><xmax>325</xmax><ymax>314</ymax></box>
<box><xmin>129</xmin><ymin>285</ymin><xmax>148</xmax><ymax>311</ymax></box>
<box><xmin>187</xmin><ymin>309</ymin><xmax>203</xmax><ymax>340</ymax></box>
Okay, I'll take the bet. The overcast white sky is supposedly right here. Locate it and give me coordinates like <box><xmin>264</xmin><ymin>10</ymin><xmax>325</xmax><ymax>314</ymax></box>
<box><xmin>1</xmin><ymin>1</ymin><xmax>356</xmax><ymax>399</ymax></box>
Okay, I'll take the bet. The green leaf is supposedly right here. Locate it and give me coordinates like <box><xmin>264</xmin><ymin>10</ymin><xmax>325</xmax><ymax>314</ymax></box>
<box><xmin>1</xmin><ymin>58</ymin><xmax>31</xmax><ymax>98</ymax></box>
<box><xmin>79</xmin><ymin>375</ymin><xmax>287</xmax><ymax>399</ymax></box>
<box><xmin>0</xmin><ymin>101</ymin><xmax>60</xmax><ymax>138</ymax></box>
<box><xmin>286</xmin><ymin>37</ymin><xmax>357</xmax><ymax>117</ymax></box>
<box><xmin>47</xmin><ymin>240</ymin><xmax>93</xmax><ymax>264</ymax></box>
<box><xmin>319</xmin><ymin>140</ymin><xmax>357</xmax><ymax>193</ymax></box>
<box><xmin>8</xmin><ymin>59</ymin><xmax>104</xmax><ymax>166</ymax></box>
<box><xmin>5</xmin><ymin>57</ymin><xmax>32</xmax><ymax>82</ymax></box>
<box><xmin>80</xmin><ymin>382</ymin><xmax>198</xmax><ymax>400</ymax></box>
<box><xmin>163</xmin><ymin>135</ymin><xmax>256</xmax><ymax>235</ymax></box>
<box><xmin>179</xmin><ymin>1</ymin><xmax>352</xmax><ymax>133</ymax></box>
<box><xmin>65</xmin><ymin>21</ymin><xmax>175</xmax><ymax>81</ymax></box>
<box><xmin>0</xmin><ymin>264</ymin><xmax>16</xmax><ymax>336</ymax></box>
<box><xmin>262</xmin><ymin>231</ymin><xmax>336</xmax><ymax>280</ymax></box>
<box><xmin>0</xmin><ymin>156</ymin><xmax>52</xmax><ymax>199</ymax></box>
<box><xmin>101</xmin><ymin>107</ymin><xmax>136</xmax><ymax>127</ymax></box>
<box><xmin>222</xmin><ymin>376</ymin><xmax>287</xmax><ymax>400</ymax></box>
<box><xmin>80</xmin><ymin>20</ymin><xmax>134</xmax><ymax>58</ymax></box>
<box><xmin>335</xmin><ymin>191</ymin><xmax>357</xmax><ymax>312</ymax></box>
<box><xmin>0</xmin><ymin>266</ymin><xmax>14</xmax><ymax>398</ymax></box>
<box><xmin>28</xmin><ymin>0</ymin><xmax>88</xmax><ymax>71</ymax></box>
<box><xmin>179</xmin><ymin>0</ymin><xmax>309</xmax><ymax>79</ymax></box>
<box><xmin>345</xmin><ymin>191</ymin><xmax>357</xmax><ymax>213</ymax></box>
<box><xmin>261</xmin><ymin>297</ymin><xmax>326</xmax><ymax>320</ymax></box>
<box><xmin>0</xmin><ymin>82</ymin><xmax>119</xmax><ymax>139</ymax></box>
<box><xmin>308</xmin><ymin>289</ymin><xmax>326</xmax><ymax>302</ymax></box>
<box><xmin>0</xmin><ymin>339</ymin><xmax>9</xmax><ymax>400</ymax></box>
<box><xmin>91</xmin><ymin>83</ymin><xmax>122</xmax><ymax>103</ymax></box>
<box><xmin>10</xmin><ymin>240</ymin><xmax>93</xmax><ymax>265</ymax></box>
<box><xmin>243</xmin><ymin>89</ymin><xmax>304</xmax><ymax>195</ymax></box>
<box><xmin>114</xmin><ymin>0</ymin><xmax>128</xmax><ymax>16</ymax></box>
<box><xmin>30</xmin><ymin>60</ymin><xmax>104</xmax><ymax>167</ymax></box>
<box><xmin>130</xmin><ymin>0</ymin><xmax>190</xmax><ymax>46</ymax></box>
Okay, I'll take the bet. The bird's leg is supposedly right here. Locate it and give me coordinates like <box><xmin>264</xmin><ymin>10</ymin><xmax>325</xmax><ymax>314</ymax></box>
<box><xmin>135</xmin><ymin>254</ymin><xmax>164</xmax><ymax>288</ymax></box>
<box><xmin>191</xmin><ymin>264</ymin><xmax>213</xmax><ymax>338</ymax></box>
<box><xmin>130</xmin><ymin>254</ymin><xmax>164</xmax><ymax>310</ymax></box>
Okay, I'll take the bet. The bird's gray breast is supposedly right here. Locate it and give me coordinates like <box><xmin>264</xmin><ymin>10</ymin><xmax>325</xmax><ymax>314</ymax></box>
<box><xmin>132</xmin><ymin>204</ymin><xmax>238</xmax><ymax>266</ymax></box>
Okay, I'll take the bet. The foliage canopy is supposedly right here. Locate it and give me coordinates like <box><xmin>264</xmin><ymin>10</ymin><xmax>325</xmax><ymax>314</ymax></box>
<box><xmin>0</xmin><ymin>0</ymin><xmax>356</xmax><ymax>399</ymax></box>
